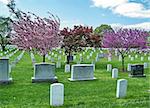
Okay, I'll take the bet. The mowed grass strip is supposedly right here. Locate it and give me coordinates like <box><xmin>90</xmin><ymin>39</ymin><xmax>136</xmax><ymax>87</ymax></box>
<box><xmin>0</xmin><ymin>50</ymin><xmax>149</xmax><ymax>108</ymax></box>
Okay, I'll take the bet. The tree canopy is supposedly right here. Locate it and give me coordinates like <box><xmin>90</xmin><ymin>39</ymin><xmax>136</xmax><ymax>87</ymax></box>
<box><xmin>94</xmin><ymin>24</ymin><xmax>113</xmax><ymax>35</ymax></box>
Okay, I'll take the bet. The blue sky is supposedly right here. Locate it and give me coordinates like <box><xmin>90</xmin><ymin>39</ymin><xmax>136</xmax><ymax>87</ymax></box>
<box><xmin>0</xmin><ymin>0</ymin><xmax>150</xmax><ymax>30</ymax></box>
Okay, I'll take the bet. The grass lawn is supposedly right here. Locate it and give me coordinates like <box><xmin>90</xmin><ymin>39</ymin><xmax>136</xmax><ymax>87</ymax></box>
<box><xmin>0</xmin><ymin>50</ymin><xmax>150</xmax><ymax>108</ymax></box>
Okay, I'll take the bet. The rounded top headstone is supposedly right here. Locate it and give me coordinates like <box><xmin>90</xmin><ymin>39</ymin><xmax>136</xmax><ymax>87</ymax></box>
<box><xmin>51</xmin><ymin>83</ymin><xmax>64</xmax><ymax>87</ymax></box>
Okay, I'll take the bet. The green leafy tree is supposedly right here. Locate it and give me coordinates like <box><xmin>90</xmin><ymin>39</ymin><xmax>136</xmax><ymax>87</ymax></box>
<box><xmin>0</xmin><ymin>17</ymin><xmax>11</xmax><ymax>51</ymax></box>
<box><xmin>94</xmin><ymin>24</ymin><xmax>113</xmax><ymax>35</ymax></box>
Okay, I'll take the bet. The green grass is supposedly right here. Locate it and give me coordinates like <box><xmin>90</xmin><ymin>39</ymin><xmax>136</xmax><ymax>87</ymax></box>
<box><xmin>0</xmin><ymin>50</ymin><xmax>150</xmax><ymax>108</ymax></box>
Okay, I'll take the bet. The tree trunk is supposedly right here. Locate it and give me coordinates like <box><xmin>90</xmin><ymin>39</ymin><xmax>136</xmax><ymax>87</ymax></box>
<box><xmin>122</xmin><ymin>55</ymin><xmax>125</xmax><ymax>72</ymax></box>
<box><xmin>67</xmin><ymin>52</ymin><xmax>71</xmax><ymax>64</ymax></box>
<box><xmin>1</xmin><ymin>45</ymin><xmax>5</xmax><ymax>52</ymax></box>
<box><xmin>43</xmin><ymin>54</ymin><xmax>46</xmax><ymax>62</ymax></box>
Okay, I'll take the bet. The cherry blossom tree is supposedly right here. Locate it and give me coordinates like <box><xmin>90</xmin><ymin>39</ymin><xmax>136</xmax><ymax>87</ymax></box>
<box><xmin>103</xmin><ymin>28</ymin><xmax>149</xmax><ymax>72</ymax></box>
<box><xmin>11</xmin><ymin>11</ymin><xmax>62</xmax><ymax>62</ymax></box>
<box><xmin>60</xmin><ymin>25</ymin><xmax>101</xmax><ymax>64</ymax></box>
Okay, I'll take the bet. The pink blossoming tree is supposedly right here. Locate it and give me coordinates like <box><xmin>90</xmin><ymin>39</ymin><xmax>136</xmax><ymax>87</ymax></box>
<box><xmin>103</xmin><ymin>28</ymin><xmax>149</xmax><ymax>72</ymax></box>
<box><xmin>11</xmin><ymin>11</ymin><xmax>62</xmax><ymax>62</ymax></box>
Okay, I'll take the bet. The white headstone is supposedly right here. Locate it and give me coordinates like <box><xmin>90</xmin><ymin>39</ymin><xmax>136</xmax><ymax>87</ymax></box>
<box><xmin>119</xmin><ymin>55</ymin><xmax>122</xmax><ymax>61</ymax></box>
<box><xmin>130</xmin><ymin>57</ymin><xmax>134</xmax><ymax>61</ymax></box>
<box><xmin>115</xmin><ymin>49</ymin><xmax>118</xmax><ymax>56</ymax></box>
<box><xmin>148</xmin><ymin>56</ymin><xmax>150</xmax><ymax>61</ymax></box>
<box><xmin>141</xmin><ymin>57</ymin><xmax>144</xmax><ymax>61</ymax></box>
<box><xmin>116</xmin><ymin>79</ymin><xmax>127</xmax><ymax>98</ymax></box>
<box><xmin>144</xmin><ymin>62</ymin><xmax>148</xmax><ymax>69</ymax></box>
<box><xmin>127</xmin><ymin>64</ymin><xmax>132</xmax><ymax>71</ymax></box>
<box><xmin>108</xmin><ymin>57</ymin><xmax>112</xmax><ymax>62</ymax></box>
<box><xmin>135</xmin><ymin>55</ymin><xmax>138</xmax><ymax>58</ymax></box>
<box><xmin>112</xmin><ymin>68</ymin><xmax>118</xmax><ymax>78</ymax></box>
<box><xmin>90</xmin><ymin>53</ymin><xmax>93</xmax><ymax>57</ymax></box>
<box><xmin>95</xmin><ymin>55</ymin><xmax>99</xmax><ymax>62</ymax></box>
<box><xmin>59</xmin><ymin>50</ymin><xmax>62</xmax><ymax>54</ymax></box>
<box><xmin>50</xmin><ymin>83</ymin><xmax>64</xmax><ymax>106</ymax></box>
<box><xmin>74</xmin><ymin>55</ymin><xmax>76</xmax><ymax>60</ymax></box>
<box><xmin>56</xmin><ymin>61</ymin><xmax>61</xmax><ymax>68</ymax></box>
<box><xmin>51</xmin><ymin>52</ymin><xmax>54</xmax><ymax>56</ymax></box>
<box><xmin>65</xmin><ymin>64</ymin><xmax>70</xmax><ymax>72</ymax></box>
<box><xmin>68</xmin><ymin>64</ymin><xmax>96</xmax><ymax>81</ymax></box>
<box><xmin>87</xmin><ymin>55</ymin><xmax>90</xmax><ymax>60</ymax></box>
<box><xmin>128</xmin><ymin>55</ymin><xmax>131</xmax><ymax>58</ymax></box>
<box><xmin>107</xmin><ymin>64</ymin><xmax>112</xmax><ymax>72</ymax></box>
<box><xmin>9</xmin><ymin>64</ymin><xmax>11</xmax><ymax>73</ymax></box>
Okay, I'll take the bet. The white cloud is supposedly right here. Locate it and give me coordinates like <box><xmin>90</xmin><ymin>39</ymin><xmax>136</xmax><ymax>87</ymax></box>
<box><xmin>91</xmin><ymin>0</ymin><xmax>127</xmax><ymax>8</ymax></box>
<box><xmin>0</xmin><ymin>0</ymin><xmax>9</xmax><ymax>4</ymax></box>
<box><xmin>110</xmin><ymin>22</ymin><xmax>150</xmax><ymax>31</ymax></box>
<box><xmin>91</xmin><ymin>0</ymin><xmax>150</xmax><ymax>18</ymax></box>
<box><xmin>114</xmin><ymin>2</ymin><xmax>150</xmax><ymax>18</ymax></box>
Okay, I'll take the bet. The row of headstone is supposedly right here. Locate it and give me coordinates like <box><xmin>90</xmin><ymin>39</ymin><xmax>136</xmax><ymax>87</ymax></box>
<box><xmin>11</xmin><ymin>50</ymin><xmax>25</xmax><ymax>68</ymax></box>
<box><xmin>6</xmin><ymin>49</ymin><xmax>19</xmax><ymax>58</ymax></box>
<box><xmin>128</xmin><ymin>55</ymin><xmax>150</xmax><ymax>61</ymax></box>
<box><xmin>108</xmin><ymin>62</ymin><xmax>148</xmax><ymax>78</ymax></box>
<box><xmin>50</xmin><ymin>79</ymin><xmax>128</xmax><ymax>107</ymax></box>
<box><xmin>30</xmin><ymin>52</ymin><xmax>36</xmax><ymax>66</ymax></box>
<box><xmin>47</xmin><ymin>55</ymin><xmax>55</xmax><ymax>63</ymax></box>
